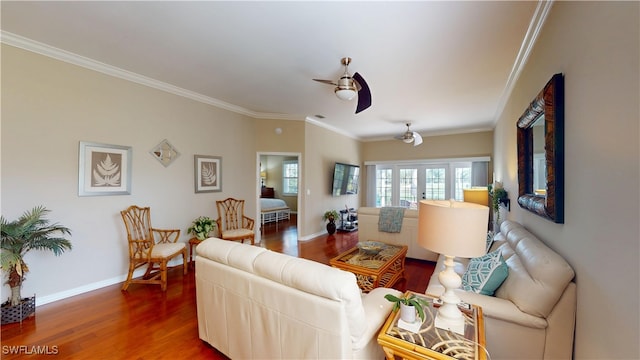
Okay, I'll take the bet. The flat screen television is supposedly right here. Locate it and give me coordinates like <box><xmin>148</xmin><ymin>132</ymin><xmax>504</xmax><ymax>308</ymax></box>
<box><xmin>332</xmin><ymin>162</ymin><xmax>360</xmax><ymax>196</ymax></box>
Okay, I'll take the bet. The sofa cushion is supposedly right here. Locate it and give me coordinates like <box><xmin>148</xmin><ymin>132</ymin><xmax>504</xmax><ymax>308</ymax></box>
<box><xmin>462</xmin><ymin>250</ymin><xmax>508</xmax><ymax>296</ymax></box>
<box><xmin>494</xmin><ymin>222</ymin><xmax>575</xmax><ymax>318</ymax></box>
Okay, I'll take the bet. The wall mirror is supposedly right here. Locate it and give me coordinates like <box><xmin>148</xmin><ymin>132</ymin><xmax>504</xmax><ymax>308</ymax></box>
<box><xmin>517</xmin><ymin>73</ymin><xmax>564</xmax><ymax>223</ymax></box>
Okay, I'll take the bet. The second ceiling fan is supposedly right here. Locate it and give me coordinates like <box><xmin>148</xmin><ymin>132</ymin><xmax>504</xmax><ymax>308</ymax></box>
<box><xmin>395</xmin><ymin>123</ymin><xmax>423</xmax><ymax>146</ymax></box>
<box><xmin>313</xmin><ymin>57</ymin><xmax>372</xmax><ymax>114</ymax></box>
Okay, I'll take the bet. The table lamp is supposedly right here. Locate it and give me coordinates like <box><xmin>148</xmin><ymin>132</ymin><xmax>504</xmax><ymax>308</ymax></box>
<box><xmin>418</xmin><ymin>199</ymin><xmax>489</xmax><ymax>334</ymax></box>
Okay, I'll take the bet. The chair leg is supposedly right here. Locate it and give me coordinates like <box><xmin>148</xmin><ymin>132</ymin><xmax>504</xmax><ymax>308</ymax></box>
<box><xmin>182</xmin><ymin>249</ymin><xmax>188</xmax><ymax>275</ymax></box>
<box><xmin>122</xmin><ymin>262</ymin><xmax>135</xmax><ymax>291</ymax></box>
<box><xmin>160</xmin><ymin>260</ymin><xmax>168</xmax><ymax>291</ymax></box>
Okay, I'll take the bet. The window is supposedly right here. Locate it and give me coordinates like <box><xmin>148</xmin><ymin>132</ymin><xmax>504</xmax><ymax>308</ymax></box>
<box><xmin>399</xmin><ymin>168</ymin><xmax>418</xmax><ymax>208</ymax></box>
<box><xmin>366</xmin><ymin>158</ymin><xmax>487</xmax><ymax>207</ymax></box>
<box><xmin>375</xmin><ymin>168</ymin><xmax>392</xmax><ymax>207</ymax></box>
<box><xmin>453</xmin><ymin>164</ymin><xmax>472</xmax><ymax>201</ymax></box>
<box><xmin>282</xmin><ymin>160</ymin><xmax>298</xmax><ymax>195</ymax></box>
<box><xmin>424</xmin><ymin>167</ymin><xmax>446</xmax><ymax>200</ymax></box>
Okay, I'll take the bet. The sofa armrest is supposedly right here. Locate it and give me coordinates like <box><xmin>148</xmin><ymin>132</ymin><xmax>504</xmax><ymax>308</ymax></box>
<box><xmin>453</xmin><ymin>289</ymin><xmax>548</xmax><ymax>329</ymax></box>
<box><xmin>352</xmin><ymin>287</ymin><xmax>402</xmax><ymax>350</ymax></box>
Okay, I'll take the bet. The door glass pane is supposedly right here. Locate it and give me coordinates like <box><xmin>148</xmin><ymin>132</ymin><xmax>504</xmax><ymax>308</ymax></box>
<box><xmin>454</xmin><ymin>166</ymin><xmax>471</xmax><ymax>201</ymax></box>
<box><xmin>399</xmin><ymin>168</ymin><xmax>418</xmax><ymax>209</ymax></box>
<box><xmin>424</xmin><ymin>168</ymin><xmax>446</xmax><ymax>200</ymax></box>
<box><xmin>376</xmin><ymin>169</ymin><xmax>392</xmax><ymax>207</ymax></box>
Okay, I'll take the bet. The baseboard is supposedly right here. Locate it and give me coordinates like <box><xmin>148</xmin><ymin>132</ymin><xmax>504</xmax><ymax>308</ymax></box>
<box><xmin>36</xmin><ymin>258</ymin><xmax>184</xmax><ymax>307</ymax></box>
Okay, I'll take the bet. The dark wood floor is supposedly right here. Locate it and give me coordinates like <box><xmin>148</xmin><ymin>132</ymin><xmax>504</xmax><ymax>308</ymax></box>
<box><xmin>1</xmin><ymin>215</ymin><xmax>435</xmax><ymax>359</ymax></box>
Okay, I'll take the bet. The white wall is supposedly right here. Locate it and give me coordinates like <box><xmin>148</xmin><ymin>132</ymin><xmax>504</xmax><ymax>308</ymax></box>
<box><xmin>493</xmin><ymin>2</ymin><xmax>639</xmax><ymax>358</ymax></box>
<box><xmin>1</xmin><ymin>45</ymin><xmax>257</xmax><ymax>304</ymax></box>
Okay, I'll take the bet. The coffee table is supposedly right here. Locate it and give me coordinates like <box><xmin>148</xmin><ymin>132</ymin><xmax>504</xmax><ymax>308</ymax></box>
<box><xmin>377</xmin><ymin>291</ymin><xmax>486</xmax><ymax>360</ymax></box>
<box><xmin>329</xmin><ymin>241</ymin><xmax>407</xmax><ymax>292</ymax></box>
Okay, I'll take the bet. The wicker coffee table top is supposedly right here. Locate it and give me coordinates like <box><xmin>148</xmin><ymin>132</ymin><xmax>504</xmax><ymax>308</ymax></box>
<box><xmin>330</xmin><ymin>241</ymin><xmax>407</xmax><ymax>292</ymax></box>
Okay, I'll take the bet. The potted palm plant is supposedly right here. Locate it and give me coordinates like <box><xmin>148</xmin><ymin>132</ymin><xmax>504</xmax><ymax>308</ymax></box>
<box><xmin>1</xmin><ymin>206</ymin><xmax>72</xmax><ymax>324</ymax></box>
<box><xmin>322</xmin><ymin>210</ymin><xmax>339</xmax><ymax>235</ymax></box>
<box><xmin>384</xmin><ymin>293</ymin><xmax>430</xmax><ymax>324</ymax></box>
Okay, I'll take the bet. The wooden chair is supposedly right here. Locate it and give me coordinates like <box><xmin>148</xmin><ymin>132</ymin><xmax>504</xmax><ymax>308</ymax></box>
<box><xmin>120</xmin><ymin>205</ymin><xmax>187</xmax><ymax>291</ymax></box>
<box><xmin>216</xmin><ymin>198</ymin><xmax>255</xmax><ymax>245</ymax></box>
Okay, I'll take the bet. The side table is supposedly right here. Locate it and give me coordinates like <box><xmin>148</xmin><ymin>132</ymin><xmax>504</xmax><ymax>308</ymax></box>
<box><xmin>188</xmin><ymin>237</ymin><xmax>203</xmax><ymax>268</ymax></box>
<box><xmin>377</xmin><ymin>291</ymin><xmax>486</xmax><ymax>360</ymax></box>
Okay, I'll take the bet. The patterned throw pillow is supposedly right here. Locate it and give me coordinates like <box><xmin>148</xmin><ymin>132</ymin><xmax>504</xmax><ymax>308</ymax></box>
<box><xmin>462</xmin><ymin>249</ymin><xmax>508</xmax><ymax>296</ymax></box>
<box><xmin>485</xmin><ymin>231</ymin><xmax>495</xmax><ymax>253</ymax></box>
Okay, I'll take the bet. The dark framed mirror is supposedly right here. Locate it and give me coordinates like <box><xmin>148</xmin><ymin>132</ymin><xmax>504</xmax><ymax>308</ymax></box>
<box><xmin>517</xmin><ymin>73</ymin><xmax>564</xmax><ymax>223</ymax></box>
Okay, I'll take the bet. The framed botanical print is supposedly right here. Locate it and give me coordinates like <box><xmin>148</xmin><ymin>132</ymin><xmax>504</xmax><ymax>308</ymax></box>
<box><xmin>194</xmin><ymin>155</ymin><xmax>222</xmax><ymax>193</ymax></box>
<box><xmin>78</xmin><ymin>141</ymin><xmax>132</xmax><ymax>196</ymax></box>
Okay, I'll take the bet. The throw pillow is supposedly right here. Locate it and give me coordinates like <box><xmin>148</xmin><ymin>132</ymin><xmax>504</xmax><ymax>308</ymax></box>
<box><xmin>462</xmin><ymin>250</ymin><xmax>508</xmax><ymax>296</ymax></box>
<box><xmin>485</xmin><ymin>231</ymin><xmax>495</xmax><ymax>253</ymax></box>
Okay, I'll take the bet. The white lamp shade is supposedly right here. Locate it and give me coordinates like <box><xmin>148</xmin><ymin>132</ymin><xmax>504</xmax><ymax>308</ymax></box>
<box><xmin>335</xmin><ymin>88</ymin><xmax>356</xmax><ymax>101</ymax></box>
<box><xmin>418</xmin><ymin>200</ymin><xmax>488</xmax><ymax>258</ymax></box>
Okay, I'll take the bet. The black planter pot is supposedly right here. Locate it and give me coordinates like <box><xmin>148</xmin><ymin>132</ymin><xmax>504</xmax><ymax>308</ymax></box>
<box><xmin>1</xmin><ymin>295</ymin><xmax>36</xmax><ymax>324</ymax></box>
<box><xmin>326</xmin><ymin>221</ymin><xmax>336</xmax><ymax>235</ymax></box>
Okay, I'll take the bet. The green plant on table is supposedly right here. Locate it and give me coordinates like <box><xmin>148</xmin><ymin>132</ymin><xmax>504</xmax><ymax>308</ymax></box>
<box><xmin>187</xmin><ymin>216</ymin><xmax>216</xmax><ymax>240</ymax></box>
<box><xmin>384</xmin><ymin>293</ymin><xmax>430</xmax><ymax>322</ymax></box>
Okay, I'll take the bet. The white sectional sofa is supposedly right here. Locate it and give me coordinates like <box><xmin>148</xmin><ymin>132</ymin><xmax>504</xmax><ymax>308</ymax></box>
<box><xmin>357</xmin><ymin>207</ymin><xmax>439</xmax><ymax>261</ymax></box>
<box><xmin>195</xmin><ymin>237</ymin><xmax>402</xmax><ymax>359</ymax></box>
<box><xmin>426</xmin><ymin>220</ymin><xmax>576</xmax><ymax>360</ymax></box>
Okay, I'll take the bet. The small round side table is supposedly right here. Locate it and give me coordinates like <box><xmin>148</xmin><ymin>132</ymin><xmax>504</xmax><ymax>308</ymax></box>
<box><xmin>189</xmin><ymin>237</ymin><xmax>203</xmax><ymax>268</ymax></box>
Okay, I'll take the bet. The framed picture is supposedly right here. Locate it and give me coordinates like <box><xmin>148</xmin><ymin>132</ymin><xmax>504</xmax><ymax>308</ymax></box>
<box><xmin>78</xmin><ymin>141</ymin><xmax>132</xmax><ymax>196</ymax></box>
<box><xmin>194</xmin><ymin>155</ymin><xmax>222</xmax><ymax>193</ymax></box>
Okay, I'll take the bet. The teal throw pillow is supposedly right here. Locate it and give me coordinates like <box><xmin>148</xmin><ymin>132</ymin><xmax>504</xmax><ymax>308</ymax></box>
<box><xmin>462</xmin><ymin>249</ymin><xmax>508</xmax><ymax>296</ymax></box>
<box><xmin>485</xmin><ymin>231</ymin><xmax>495</xmax><ymax>252</ymax></box>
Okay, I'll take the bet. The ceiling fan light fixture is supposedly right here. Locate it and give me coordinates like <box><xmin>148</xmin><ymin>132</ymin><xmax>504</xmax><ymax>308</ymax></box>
<box><xmin>403</xmin><ymin>136</ymin><xmax>414</xmax><ymax>144</ymax></box>
<box><xmin>335</xmin><ymin>88</ymin><xmax>357</xmax><ymax>101</ymax></box>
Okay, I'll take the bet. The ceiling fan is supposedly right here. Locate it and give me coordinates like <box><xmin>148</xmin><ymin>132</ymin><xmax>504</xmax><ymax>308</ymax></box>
<box><xmin>313</xmin><ymin>57</ymin><xmax>372</xmax><ymax>114</ymax></box>
<box><xmin>395</xmin><ymin>123</ymin><xmax>423</xmax><ymax>146</ymax></box>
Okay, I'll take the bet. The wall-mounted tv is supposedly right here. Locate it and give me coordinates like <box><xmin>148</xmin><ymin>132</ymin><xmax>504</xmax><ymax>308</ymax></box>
<box><xmin>332</xmin><ymin>162</ymin><xmax>360</xmax><ymax>196</ymax></box>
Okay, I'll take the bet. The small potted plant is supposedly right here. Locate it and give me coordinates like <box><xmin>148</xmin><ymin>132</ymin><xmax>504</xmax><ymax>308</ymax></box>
<box><xmin>384</xmin><ymin>293</ymin><xmax>430</xmax><ymax>324</ymax></box>
<box><xmin>187</xmin><ymin>216</ymin><xmax>216</xmax><ymax>240</ymax></box>
<box><xmin>322</xmin><ymin>210</ymin><xmax>339</xmax><ymax>235</ymax></box>
<box><xmin>488</xmin><ymin>183</ymin><xmax>509</xmax><ymax>225</ymax></box>
<box><xmin>1</xmin><ymin>206</ymin><xmax>72</xmax><ymax>324</ymax></box>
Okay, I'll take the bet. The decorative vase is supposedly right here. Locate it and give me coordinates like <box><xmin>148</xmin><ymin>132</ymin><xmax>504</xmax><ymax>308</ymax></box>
<box><xmin>400</xmin><ymin>303</ymin><xmax>417</xmax><ymax>323</ymax></box>
<box><xmin>326</xmin><ymin>220</ymin><xmax>336</xmax><ymax>235</ymax></box>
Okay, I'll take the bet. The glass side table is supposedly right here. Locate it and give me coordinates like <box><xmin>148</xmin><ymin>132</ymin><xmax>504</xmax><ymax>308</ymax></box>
<box><xmin>377</xmin><ymin>291</ymin><xmax>486</xmax><ymax>360</ymax></box>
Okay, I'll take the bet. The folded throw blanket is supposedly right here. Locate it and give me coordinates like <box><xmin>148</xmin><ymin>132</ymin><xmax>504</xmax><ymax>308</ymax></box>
<box><xmin>378</xmin><ymin>207</ymin><xmax>405</xmax><ymax>233</ymax></box>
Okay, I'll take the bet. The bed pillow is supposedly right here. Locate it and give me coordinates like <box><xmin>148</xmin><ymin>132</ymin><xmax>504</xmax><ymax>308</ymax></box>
<box><xmin>461</xmin><ymin>249</ymin><xmax>508</xmax><ymax>296</ymax></box>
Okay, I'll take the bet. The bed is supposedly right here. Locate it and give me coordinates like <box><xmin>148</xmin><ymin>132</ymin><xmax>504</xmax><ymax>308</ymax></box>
<box><xmin>260</xmin><ymin>190</ymin><xmax>290</xmax><ymax>226</ymax></box>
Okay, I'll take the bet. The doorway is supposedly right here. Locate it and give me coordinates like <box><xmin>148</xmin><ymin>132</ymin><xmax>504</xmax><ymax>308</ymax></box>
<box><xmin>256</xmin><ymin>152</ymin><xmax>301</xmax><ymax>244</ymax></box>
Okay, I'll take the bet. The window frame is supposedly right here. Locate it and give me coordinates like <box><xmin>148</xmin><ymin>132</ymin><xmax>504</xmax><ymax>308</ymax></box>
<box><xmin>282</xmin><ymin>160</ymin><xmax>298</xmax><ymax>196</ymax></box>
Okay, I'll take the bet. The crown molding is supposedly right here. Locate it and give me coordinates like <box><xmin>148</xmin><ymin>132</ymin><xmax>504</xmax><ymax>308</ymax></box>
<box><xmin>493</xmin><ymin>0</ymin><xmax>554</xmax><ymax>121</ymax></box>
<box><xmin>304</xmin><ymin>116</ymin><xmax>360</xmax><ymax>140</ymax></box>
<box><xmin>1</xmin><ymin>31</ymin><xmax>300</xmax><ymax>121</ymax></box>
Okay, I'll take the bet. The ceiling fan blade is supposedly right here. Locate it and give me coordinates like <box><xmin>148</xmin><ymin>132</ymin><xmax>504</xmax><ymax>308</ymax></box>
<box><xmin>412</xmin><ymin>132</ymin><xmax>423</xmax><ymax>146</ymax></box>
<box><xmin>353</xmin><ymin>72</ymin><xmax>371</xmax><ymax>114</ymax></box>
<box><xmin>313</xmin><ymin>78</ymin><xmax>338</xmax><ymax>86</ymax></box>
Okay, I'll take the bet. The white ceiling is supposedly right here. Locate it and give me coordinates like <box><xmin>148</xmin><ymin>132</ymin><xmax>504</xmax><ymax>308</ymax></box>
<box><xmin>1</xmin><ymin>1</ymin><xmax>543</xmax><ymax>141</ymax></box>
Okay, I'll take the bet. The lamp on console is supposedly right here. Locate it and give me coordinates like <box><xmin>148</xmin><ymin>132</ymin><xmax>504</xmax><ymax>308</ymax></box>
<box><xmin>418</xmin><ymin>199</ymin><xmax>488</xmax><ymax>334</ymax></box>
